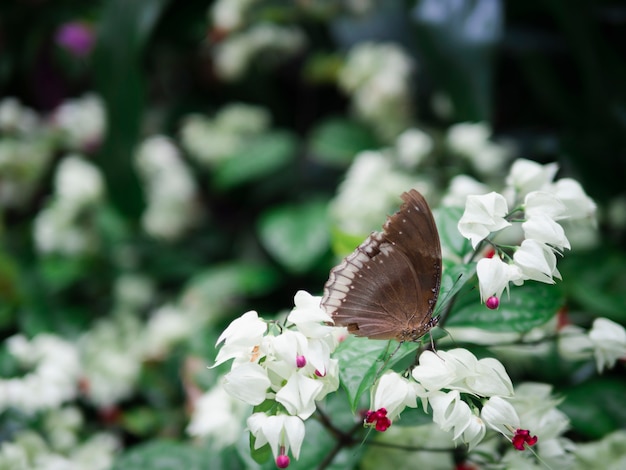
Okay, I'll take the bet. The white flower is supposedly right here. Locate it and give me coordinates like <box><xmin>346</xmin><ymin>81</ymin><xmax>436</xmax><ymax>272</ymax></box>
<box><xmin>213</xmin><ymin>24</ymin><xmax>306</xmax><ymax>81</ymax></box>
<box><xmin>54</xmin><ymin>155</ymin><xmax>103</xmax><ymax>207</ymax></box>
<box><xmin>395</xmin><ymin>128</ymin><xmax>433</xmax><ymax>168</ymax></box>
<box><xmin>135</xmin><ymin>135</ymin><xmax>200</xmax><ymax>240</ymax></box>
<box><xmin>52</xmin><ymin>94</ymin><xmax>106</xmax><ymax>150</ymax></box>
<box><xmin>458</xmin><ymin>192</ymin><xmax>511</xmax><ymax>249</ymax></box>
<box><xmin>275</xmin><ymin>371</ymin><xmax>323</xmax><ymax>419</ymax></box>
<box><xmin>509</xmin><ymin>383</ymin><xmax>573</xmax><ymax>466</ymax></box>
<box><xmin>371</xmin><ymin>372</ymin><xmax>420</xmax><ymax>421</ymax></box>
<box><xmin>506</xmin><ymin>159</ymin><xmax>558</xmax><ymax>197</ymax></box>
<box><xmin>550</xmin><ymin>178</ymin><xmax>597</xmax><ymax>221</ymax></box>
<box><xmin>186</xmin><ymin>380</ymin><xmax>249</xmax><ymax>448</ymax></box>
<box><xmin>522</xmin><ymin>215</ymin><xmax>570</xmax><ymax>252</ymax></box>
<box><xmin>339</xmin><ymin>42</ymin><xmax>414</xmax><ymax>139</ymax></box>
<box><xmin>513</xmin><ymin>239</ymin><xmax>561</xmax><ymax>284</ymax></box>
<box><xmin>287</xmin><ymin>290</ymin><xmax>335</xmax><ymax>339</ymax></box>
<box><xmin>412</xmin><ymin>349</ymin><xmax>514</xmax><ymax>397</ymax></box>
<box><xmin>557</xmin><ymin>325</ymin><xmax>593</xmax><ymax>361</ymax></box>
<box><xmin>330</xmin><ymin>150</ymin><xmax>417</xmax><ymax>235</ymax></box>
<box><xmin>429</xmin><ymin>390</ymin><xmax>473</xmax><ymax>440</ymax></box>
<box><xmin>446</xmin><ymin>122</ymin><xmax>491</xmax><ymax>156</ymax></box>
<box><xmin>214</xmin><ymin>310</ymin><xmax>267</xmax><ymax>367</ymax></box>
<box><xmin>481</xmin><ymin>396</ymin><xmax>520</xmax><ymax>437</ymax></box>
<box><xmin>442</xmin><ymin>175</ymin><xmax>490</xmax><ymax>207</ymax></box>
<box><xmin>222</xmin><ymin>362</ymin><xmax>271</xmax><ymax>405</ymax></box>
<box><xmin>588</xmin><ymin>317</ymin><xmax>626</xmax><ymax>372</ymax></box>
<box><xmin>79</xmin><ymin>316</ymin><xmax>144</xmax><ymax>407</ymax></box>
<box><xmin>1</xmin><ymin>334</ymin><xmax>81</xmax><ymax>414</ymax></box>
<box><xmin>476</xmin><ymin>256</ymin><xmax>522</xmax><ymax>302</ymax></box>
<box><xmin>142</xmin><ymin>304</ymin><xmax>194</xmax><ymax>359</ymax></box>
<box><xmin>210</xmin><ymin>0</ymin><xmax>256</xmax><ymax>30</ymax></box>
<box><xmin>463</xmin><ymin>414</ymin><xmax>487</xmax><ymax>450</ymax></box>
<box><xmin>0</xmin><ymin>97</ymin><xmax>39</xmax><ymax>133</ymax></box>
<box><xmin>247</xmin><ymin>412</ymin><xmax>305</xmax><ymax>460</ymax></box>
<box><xmin>523</xmin><ymin>191</ymin><xmax>566</xmax><ymax>220</ymax></box>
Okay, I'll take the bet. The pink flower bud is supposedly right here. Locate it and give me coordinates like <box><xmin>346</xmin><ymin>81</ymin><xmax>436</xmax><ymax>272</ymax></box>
<box><xmin>486</xmin><ymin>296</ymin><xmax>499</xmax><ymax>310</ymax></box>
<box><xmin>295</xmin><ymin>355</ymin><xmax>306</xmax><ymax>368</ymax></box>
<box><xmin>276</xmin><ymin>454</ymin><xmax>290</xmax><ymax>468</ymax></box>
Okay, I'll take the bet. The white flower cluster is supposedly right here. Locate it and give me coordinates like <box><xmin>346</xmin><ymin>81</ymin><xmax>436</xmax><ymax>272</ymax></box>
<box><xmin>457</xmin><ymin>158</ymin><xmax>596</xmax><ymax>304</ymax></box>
<box><xmin>51</xmin><ymin>94</ymin><xmax>106</xmax><ymax>151</ymax></box>
<box><xmin>213</xmin><ymin>23</ymin><xmax>306</xmax><ymax>81</ymax></box>
<box><xmin>80</xmin><ymin>301</ymin><xmax>196</xmax><ymax>408</ymax></box>
<box><xmin>0</xmin><ymin>410</ymin><xmax>118</xmax><ymax>470</ymax></box>
<box><xmin>330</xmin><ymin>130</ymin><xmax>435</xmax><ymax>237</ymax></box>
<box><xmin>0</xmin><ymin>334</ymin><xmax>81</xmax><ymax>414</ymax></box>
<box><xmin>0</xmin><ymin>98</ymin><xmax>54</xmax><ymax>208</ymax></box>
<box><xmin>135</xmin><ymin>135</ymin><xmax>200</xmax><ymax>240</ymax></box>
<box><xmin>369</xmin><ymin>348</ymin><xmax>516</xmax><ymax>450</ymax></box>
<box><xmin>213</xmin><ymin>291</ymin><xmax>344</xmax><ymax>466</ymax></box>
<box><xmin>210</xmin><ymin>0</ymin><xmax>258</xmax><ymax>31</ymax></box>
<box><xmin>559</xmin><ymin>317</ymin><xmax>626</xmax><ymax>373</ymax></box>
<box><xmin>180</xmin><ymin>102</ymin><xmax>270</xmax><ymax>166</ymax></box>
<box><xmin>0</xmin><ymin>97</ymin><xmax>40</xmax><ymax>134</ymax></box>
<box><xmin>446</xmin><ymin>122</ymin><xmax>513</xmax><ymax>177</ymax></box>
<box><xmin>33</xmin><ymin>155</ymin><xmax>104</xmax><ymax>256</ymax></box>
<box><xmin>339</xmin><ymin>42</ymin><xmax>414</xmax><ymax>140</ymax></box>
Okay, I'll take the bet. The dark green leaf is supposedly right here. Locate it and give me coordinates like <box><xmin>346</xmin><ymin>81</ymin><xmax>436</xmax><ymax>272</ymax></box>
<box><xmin>258</xmin><ymin>199</ymin><xmax>330</xmax><ymax>273</ymax></box>
<box><xmin>213</xmin><ymin>131</ymin><xmax>297</xmax><ymax>189</ymax></box>
<box><xmin>308</xmin><ymin>117</ymin><xmax>378</xmax><ymax>167</ymax></box>
<box><xmin>446</xmin><ymin>281</ymin><xmax>563</xmax><ymax>332</ymax></box>
<box><xmin>560</xmin><ymin>247</ymin><xmax>626</xmax><ymax>323</ymax></box>
<box><xmin>94</xmin><ymin>0</ymin><xmax>171</xmax><ymax>217</ymax></box>
<box><xmin>559</xmin><ymin>377</ymin><xmax>626</xmax><ymax>439</ymax></box>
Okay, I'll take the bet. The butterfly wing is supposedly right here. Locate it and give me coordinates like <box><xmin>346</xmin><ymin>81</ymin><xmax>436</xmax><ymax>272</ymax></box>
<box><xmin>321</xmin><ymin>189</ymin><xmax>442</xmax><ymax>342</ymax></box>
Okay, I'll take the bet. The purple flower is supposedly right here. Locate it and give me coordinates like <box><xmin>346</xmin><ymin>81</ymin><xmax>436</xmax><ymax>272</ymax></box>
<box><xmin>55</xmin><ymin>22</ymin><xmax>95</xmax><ymax>58</ymax></box>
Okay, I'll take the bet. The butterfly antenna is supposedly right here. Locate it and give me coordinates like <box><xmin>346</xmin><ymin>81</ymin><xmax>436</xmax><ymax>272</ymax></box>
<box><xmin>373</xmin><ymin>340</ymin><xmax>404</xmax><ymax>385</ymax></box>
<box><xmin>434</xmin><ymin>273</ymin><xmax>465</xmax><ymax>325</ymax></box>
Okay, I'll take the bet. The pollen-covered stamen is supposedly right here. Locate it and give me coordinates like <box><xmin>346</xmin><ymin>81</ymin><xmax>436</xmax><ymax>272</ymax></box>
<box><xmin>364</xmin><ymin>407</ymin><xmax>391</xmax><ymax>432</ymax></box>
<box><xmin>486</xmin><ymin>296</ymin><xmax>500</xmax><ymax>310</ymax></box>
<box><xmin>250</xmin><ymin>345</ymin><xmax>261</xmax><ymax>362</ymax></box>
<box><xmin>296</xmin><ymin>355</ymin><xmax>306</xmax><ymax>368</ymax></box>
<box><xmin>511</xmin><ymin>428</ymin><xmax>538</xmax><ymax>450</ymax></box>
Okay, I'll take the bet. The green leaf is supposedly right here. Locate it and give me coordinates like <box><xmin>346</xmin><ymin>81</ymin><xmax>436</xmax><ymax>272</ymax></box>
<box><xmin>257</xmin><ymin>199</ymin><xmax>330</xmax><ymax>273</ymax></box>
<box><xmin>333</xmin><ymin>336</ymin><xmax>418</xmax><ymax>412</ymax></box>
<box><xmin>213</xmin><ymin>131</ymin><xmax>297</xmax><ymax>189</ymax></box>
<box><xmin>308</xmin><ymin>117</ymin><xmax>378</xmax><ymax>167</ymax></box>
<box><xmin>560</xmin><ymin>246</ymin><xmax>626</xmax><ymax>323</ymax></box>
<box><xmin>250</xmin><ymin>434</ymin><xmax>272</xmax><ymax>465</ymax></box>
<box><xmin>559</xmin><ymin>377</ymin><xmax>626</xmax><ymax>439</ymax></box>
<box><xmin>329</xmin><ymin>227</ymin><xmax>366</xmax><ymax>258</ymax></box>
<box><xmin>434</xmin><ymin>207</ymin><xmax>470</xmax><ymax>259</ymax></box>
<box><xmin>94</xmin><ymin>0</ymin><xmax>171</xmax><ymax>218</ymax></box>
<box><xmin>445</xmin><ymin>281</ymin><xmax>563</xmax><ymax>332</ymax></box>
<box><xmin>111</xmin><ymin>440</ymin><xmax>235</xmax><ymax>470</ymax></box>
<box><xmin>181</xmin><ymin>262</ymin><xmax>280</xmax><ymax>313</ymax></box>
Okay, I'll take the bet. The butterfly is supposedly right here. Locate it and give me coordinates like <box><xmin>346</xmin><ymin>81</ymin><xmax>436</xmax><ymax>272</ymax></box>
<box><xmin>321</xmin><ymin>189</ymin><xmax>442</xmax><ymax>342</ymax></box>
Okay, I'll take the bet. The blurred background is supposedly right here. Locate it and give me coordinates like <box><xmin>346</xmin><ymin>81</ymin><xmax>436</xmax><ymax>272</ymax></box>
<box><xmin>1</xmin><ymin>0</ymin><xmax>625</xmax><ymax>468</ymax></box>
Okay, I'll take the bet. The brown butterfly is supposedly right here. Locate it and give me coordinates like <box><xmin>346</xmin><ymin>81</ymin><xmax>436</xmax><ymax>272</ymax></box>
<box><xmin>321</xmin><ymin>189</ymin><xmax>442</xmax><ymax>342</ymax></box>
